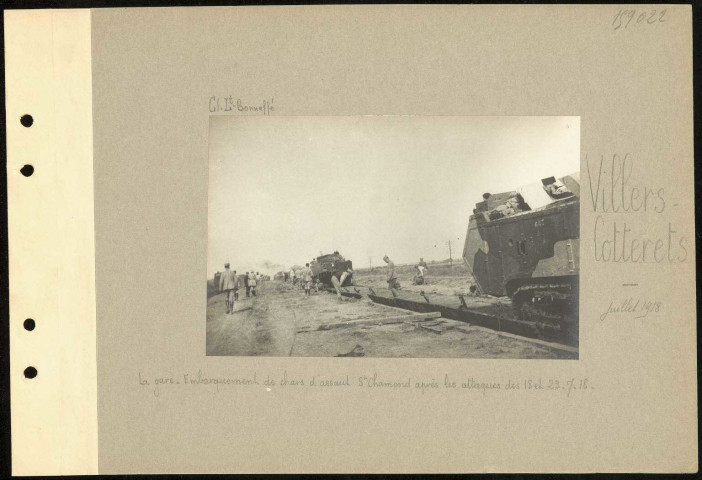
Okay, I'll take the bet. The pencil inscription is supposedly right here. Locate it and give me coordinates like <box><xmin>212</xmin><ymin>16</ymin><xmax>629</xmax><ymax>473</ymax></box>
<box><xmin>209</xmin><ymin>96</ymin><xmax>274</xmax><ymax>115</ymax></box>
<box><xmin>138</xmin><ymin>371</ymin><xmax>595</xmax><ymax>397</ymax></box>
<box><xmin>612</xmin><ymin>9</ymin><xmax>666</xmax><ymax>30</ymax></box>
<box><xmin>599</xmin><ymin>298</ymin><xmax>663</xmax><ymax>321</ymax></box>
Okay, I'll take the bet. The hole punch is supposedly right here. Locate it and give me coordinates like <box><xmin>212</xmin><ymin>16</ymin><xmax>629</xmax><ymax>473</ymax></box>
<box><xmin>20</xmin><ymin>165</ymin><xmax>34</xmax><ymax>177</ymax></box>
<box><xmin>23</xmin><ymin>319</ymin><xmax>35</xmax><ymax>331</ymax></box>
<box><xmin>24</xmin><ymin>366</ymin><xmax>37</xmax><ymax>379</ymax></box>
<box><xmin>20</xmin><ymin>114</ymin><xmax>34</xmax><ymax>127</ymax></box>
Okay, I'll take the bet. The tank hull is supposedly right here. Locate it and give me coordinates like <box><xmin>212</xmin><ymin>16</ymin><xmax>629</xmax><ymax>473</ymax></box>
<box><xmin>463</xmin><ymin>197</ymin><xmax>579</xmax><ymax>296</ymax></box>
<box><xmin>462</xmin><ymin>173</ymin><xmax>580</xmax><ymax>341</ymax></box>
<box><xmin>310</xmin><ymin>252</ymin><xmax>353</xmax><ymax>288</ymax></box>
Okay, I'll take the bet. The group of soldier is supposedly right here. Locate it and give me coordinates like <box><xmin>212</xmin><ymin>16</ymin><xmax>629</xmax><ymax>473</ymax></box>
<box><xmin>218</xmin><ymin>264</ymin><xmax>264</xmax><ymax>314</ymax></box>
<box><xmin>294</xmin><ymin>255</ymin><xmax>430</xmax><ymax>301</ymax></box>
<box><xmin>384</xmin><ymin>255</ymin><xmax>429</xmax><ymax>289</ymax></box>
<box><xmin>218</xmin><ymin>255</ymin><xmax>431</xmax><ymax>312</ymax></box>
<box><xmin>289</xmin><ymin>262</ymin><xmax>352</xmax><ymax>302</ymax></box>
<box><xmin>323</xmin><ymin>254</ymin><xmax>427</xmax><ymax>301</ymax></box>
<box><xmin>287</xmin><ymin>264</ymin><xmax>317</xmax><ymax>296</ymax></box>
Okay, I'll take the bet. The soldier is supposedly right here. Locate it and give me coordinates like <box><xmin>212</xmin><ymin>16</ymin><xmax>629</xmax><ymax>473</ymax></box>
<box><xmin>339</xmin><ymin>267</ymin><xmax>353</xmax><ymax>287</ymax></box>
<box><xmin>254</xmin><ymin>272</ymin><xmax>261</xmax><ymax>295</ymax></box>
<box><xmin>249</xmin><ymin>273</ymin><xmax>257</xmax><ymax>297</ymax></box>
<box><xmin>302</xmin><ymin>263</ymin><xmax>313</xmax><ymax>297</ymax></box>
<box><xmin>244</xmin><ymin>272</ymin><xmax>250</xmax><ymax>297</ymax></box>
<box><xmin>218</xmin><ymin>263</ymin><xmax>238</xmax><ymax>314</ymax></box>
<box><xmin>383</xmin><ymin>255</ymin><xmax>400</xmax><ymax>291</ymax></box>
<box><xmin>330</xmin><ymin>272</ymin><xmax>344</xmax><ymax>301</ymax></box>
<box><xmin>413</xmin><ymin>265</ymin><xmax>425</xmax><ymax>285</ymax></box>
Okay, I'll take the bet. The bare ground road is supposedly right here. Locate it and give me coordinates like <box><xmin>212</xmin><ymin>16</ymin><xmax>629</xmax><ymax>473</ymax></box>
<box><xmin>206</xmin><ymin>282</ymin><xmax>299</xmax><ymax>356</ymax></box>
<box><xmin>206</xmin><ymin>281</ymin><xmax>567</xmax><ymax>359</ymax></box>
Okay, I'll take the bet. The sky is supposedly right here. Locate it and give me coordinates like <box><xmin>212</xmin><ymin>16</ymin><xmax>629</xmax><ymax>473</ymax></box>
<box><xmin>207</xmin><ymin>116</ymin><xmax>579</xmax><ymax>277</ymax></box>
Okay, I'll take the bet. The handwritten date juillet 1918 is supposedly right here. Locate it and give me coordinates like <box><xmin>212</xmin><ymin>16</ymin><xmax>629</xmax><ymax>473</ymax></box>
<box><xmin>209</xmin><ymin>96</ymin><xmax>274</xmax><ymax>115</ymax></box>
<box><xmin>600</xmin><ymin>298</ymin><xmax>662</xmax><ymax>322</ymax></box>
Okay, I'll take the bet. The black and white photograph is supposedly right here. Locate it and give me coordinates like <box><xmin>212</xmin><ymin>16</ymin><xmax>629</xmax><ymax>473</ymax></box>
<box><xmin>207</xmin><ymin>116</ymin><xmax>580</xmax><ymax>358</ymax></box>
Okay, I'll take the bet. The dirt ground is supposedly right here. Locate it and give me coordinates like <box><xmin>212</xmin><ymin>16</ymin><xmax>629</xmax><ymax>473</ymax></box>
<box><xmin>206</xmin><ymin>281</ymin><xmax>566</xmax><ymax>359</ymax></box>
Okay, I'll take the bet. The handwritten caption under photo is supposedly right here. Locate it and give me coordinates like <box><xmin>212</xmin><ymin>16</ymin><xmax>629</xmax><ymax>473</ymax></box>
<box><xmin>139</xmin><ymin>370</ymin><xmax>594</xmax><ymax>398</ymax></box>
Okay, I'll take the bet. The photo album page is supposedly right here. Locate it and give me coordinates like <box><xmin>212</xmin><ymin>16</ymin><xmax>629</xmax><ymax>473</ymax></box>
<box><xmin>5</xmin><ymin>5</ymin><xmax>696</xmax><ymax>475</ymax></box>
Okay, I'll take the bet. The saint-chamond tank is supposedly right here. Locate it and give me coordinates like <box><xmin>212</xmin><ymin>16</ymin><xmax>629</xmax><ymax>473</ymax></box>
<box><xmin>310</xmin><ymin>251</ymin><xmax>354</xmax><ymax>288</ymax></box>
<box><xmin>462</xmin><ymin>173</ymin><xmax>580</xmax><ymax>336</ymax></box>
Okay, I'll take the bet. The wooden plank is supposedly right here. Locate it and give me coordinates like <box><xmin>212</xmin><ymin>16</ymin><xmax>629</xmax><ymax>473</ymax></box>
<box><xmin>455</xmin><ymin>324</ymin><xmax>579</xmax><ymax>355</ymax></box>
<box><xmin>317</xmin><ymin>311</ymin><xmax>441</xmax><ymax>330</ymax></box>
<box><xmin>366</xmin><ymin>299</ymin><xmax>419</xmax><ymax>315</ymax></box>
<box><xmin>420</xmin><ymin>325</ymin><xmax>446</xmax><ymax>334</ymax></box>
<box><xmin>422</xmin><ymin>320</ymin><xmax>446</xmax><ymax>326</ymax></box>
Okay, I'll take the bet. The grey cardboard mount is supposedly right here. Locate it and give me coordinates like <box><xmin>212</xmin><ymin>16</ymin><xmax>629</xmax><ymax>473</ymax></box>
<box><xmin>5</xmin><ymin>5</ymin><xmax>696</xmax><ymax>475</ymax></box>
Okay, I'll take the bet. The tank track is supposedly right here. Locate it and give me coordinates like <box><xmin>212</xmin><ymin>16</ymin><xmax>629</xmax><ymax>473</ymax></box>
<box><xmin>511</xmin><ymin>279</ymin><xmax>578</xmax><ymax>343</ymax></box>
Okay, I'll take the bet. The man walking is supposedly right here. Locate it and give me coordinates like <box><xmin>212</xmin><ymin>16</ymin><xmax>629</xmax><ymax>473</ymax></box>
<box><xmin>218</xmin><ymin>263</ymin><xmax>238</xmax><ymax>314</ymax></box>
<box><xmin>250</xmin><ymin>273</ymin><xmax>257</xmax><ymax>297</ymax></box>
<box><xmin>245</xmin><ymin>272</ymin><xmax>250</xmax><ymax>297</ymax></box>
<box><xmin>383</xmin><ymin>255</ymin><xmax>400</xmax><ymax>291</ymax></box>
<box><xmin>302</xmin><ymin>263</ymin><xmax>313</xmax><ymax>297</ymax></box>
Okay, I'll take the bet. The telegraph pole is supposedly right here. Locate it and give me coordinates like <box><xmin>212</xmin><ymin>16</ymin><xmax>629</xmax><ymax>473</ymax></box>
<box><xmin>447</xmin><ymin>240</ymin><xmax>452</xmax><ymax>266</ymax></box>
<box><xmin>368</xmin><ymin>256</ymin><xmax>373</xmax><ymax>272</ymax></box>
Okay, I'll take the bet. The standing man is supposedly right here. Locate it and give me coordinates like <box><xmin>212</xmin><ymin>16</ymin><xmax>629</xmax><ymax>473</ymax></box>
<box><xmin>383</xmin><ymin>255</ymin><xmax>400</xmax><ymax>291</ymax></box>
<box><xmin>218</xmin><ymin>263</ymin><xmax>237</xmax><ymax>314</ymax></box>
<box><xmin>250</xmin><ymin>274</ymin><xmax>257</xmax><ymax>297</ymax></box>
<box><xmin>244</xmin><ymin>272</ymin><xmax>250</xmax><ymax>297</ymax></box>
<box><xmin>414</xmin><ymin>265</ymin><xmax>425</xmax><ymax>285</ymax></box>
<box><xmin>302</xmin><ymin>263</ymin><xmax>313</xmax><ymax>297</ymax></box>
<box><xmin>418</xmin><ymin>257</ymin><xmax>428</xmax><ymax>284</ymax></box>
